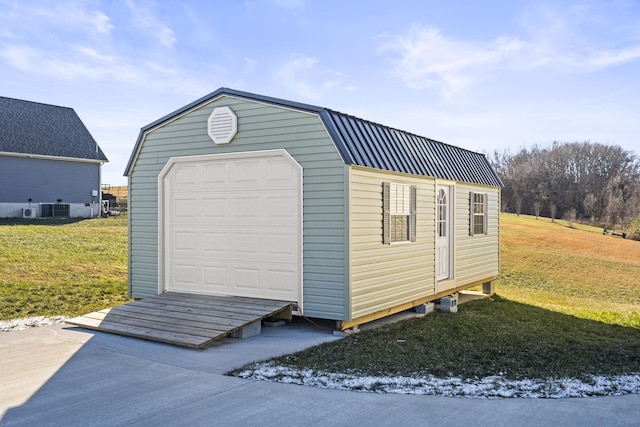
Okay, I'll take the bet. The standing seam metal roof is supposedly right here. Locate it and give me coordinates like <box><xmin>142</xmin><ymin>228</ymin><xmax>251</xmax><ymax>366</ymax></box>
<box><xmin>321</xmin><ymin>109</ymin><xmax>502</xmax><ymax>187</ymax></box>
<box><xmin>125</xmin><ymin>88</ymin><xmax>501</xmax><ymax>187</ymax></box>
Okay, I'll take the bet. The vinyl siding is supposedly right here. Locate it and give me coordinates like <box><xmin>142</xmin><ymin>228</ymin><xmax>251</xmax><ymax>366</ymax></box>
<box><xmin>348</xmin><ymin>167</ymin><xmax>436</xmax><ymax>320</ymax></box>
<box><xmin>454</xmin><ymin>183</ymin><xmax>500</xmax><ymax>285</ymax></box>
<box><xmin>0</xmin><ymin>156</ymin><xmax>100</xmax><ymax>204</ymax></box>
<box><xmin>128</xmin><ymin>95</ymin><xmax>347</xmax><ymax>320</ymax></box>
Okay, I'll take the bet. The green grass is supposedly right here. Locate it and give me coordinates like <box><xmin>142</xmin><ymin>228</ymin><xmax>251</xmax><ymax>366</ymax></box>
<box><xmin>2</xmin><ymin>212</ymin><xmax>639</xmax><ymax>381</ymax></box>
<box><xmin>0</xmin><ymin>216</ymin><xmax>129</xmax><ymax>320</ymax></box>
<box><xmin>239</xmin><ymin>213</ymin><xmax>640</xmax><ymax>381</ymax></box>
<box><xmin>497</xmin><ymin>214</ymin><xmax>640</xmax><ymax>328</ymax></box>
<box><xmin>267</xmin><ymin>296</ymin><xmax>639</xmax><ymax>380</ymax></box>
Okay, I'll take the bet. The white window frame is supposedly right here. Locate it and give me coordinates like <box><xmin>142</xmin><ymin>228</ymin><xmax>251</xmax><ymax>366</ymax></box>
<box><xmin>383</xmin><ymin>182</ymin><xmax>417</xmax><ymax>244</ymax></box>
<box><xmin>390</xmin><ymin>183</ymin><xmax>411</xmax><ymax>243</ymax></box>
<box><xmin>470</xmin><ymin>191</ymin><xmax>488</xmax><ymax>236</ymax></box>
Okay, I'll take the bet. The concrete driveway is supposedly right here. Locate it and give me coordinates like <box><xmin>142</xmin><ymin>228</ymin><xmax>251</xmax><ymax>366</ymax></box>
<box><xmin>1</xmin><ymin>319</ymin><xmax>639</xmax><ymax>427</ymax></box>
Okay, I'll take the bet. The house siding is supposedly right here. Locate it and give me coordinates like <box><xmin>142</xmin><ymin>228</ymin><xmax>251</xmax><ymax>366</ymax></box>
<box><xmin>128</xmin><ymin>95</ymin><xmax>348</xmax><ymax>320</ymax></box>
<box><xmin>348</xmin><ymin>166</ymin><xmax>436</xmax><ymax>320</ymax></box>
<box><xmin>0</xmin><ymin>156</ymin><xmax>100</xmax><ymax>204</ymax></box>
<box><xmin>453</xmin><ymin>183</ymin><xmax>501</xmax><ymax>285</ymax></box>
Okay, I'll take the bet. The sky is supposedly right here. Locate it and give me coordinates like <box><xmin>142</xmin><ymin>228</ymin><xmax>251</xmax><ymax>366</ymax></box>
<box><xmin>1</xmin><ymin>0</ymin><xmax>639</xmax><ymax>186</ymax></box>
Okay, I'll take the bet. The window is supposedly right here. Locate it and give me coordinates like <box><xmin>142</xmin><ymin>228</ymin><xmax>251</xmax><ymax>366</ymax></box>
<box><xmin>383</xmin><ymin>182</ymin><xmax>417</xmax><ymax>244</ymax></box>
<box><xmin>470</xmin><ymin>192</ymin><xmax>488</xmax><ymax>236</ymax></box>
<box><xmin>437</xmin><ymin>188</ymin><xmax>448</xmax><ymax>238</ymax></box>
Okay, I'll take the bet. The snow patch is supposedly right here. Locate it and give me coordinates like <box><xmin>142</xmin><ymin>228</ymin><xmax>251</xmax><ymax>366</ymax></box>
<box><xmin>0</xmin><ymin>316</ymin><xmax>68</xmax><ymax>332</ymax></box>
<box><xmin>235</xmin><ymin>362</ymin><xmax>640</xmax><ymax>399</ymax></box>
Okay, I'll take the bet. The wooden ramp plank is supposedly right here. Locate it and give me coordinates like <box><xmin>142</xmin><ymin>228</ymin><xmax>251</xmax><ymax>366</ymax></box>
<box><xmin>94</xmin><ymin>306</ymin><xmax>248</xmax><ymax>331</ymax></box>
<box><xmin>105</xmin><ymin>302</ymin><xmax>257</xmax><ymax>325</ymax></box>
<box><xmin>66</xmin><ymin>293</ymin><xmax>292</xmax><ymax>348</ymax></box>
<box><xmin>133</xmin><ymin>294</ymin><xmax>289</xmax><ymax>315</ymax></box>
<box><xmin>127</xmin><ymin>299</ymin><xmax>265</xmax><ymax>320</ymax></box>
<box><xmin>66</xmin><ymin>316</ymin><xmax>212</xmax><ymax>348</ymax></box>
<box><xmin>79</xmin><ymin>310</ymin><xmax>232</xmax><ymax>338</ymax></box>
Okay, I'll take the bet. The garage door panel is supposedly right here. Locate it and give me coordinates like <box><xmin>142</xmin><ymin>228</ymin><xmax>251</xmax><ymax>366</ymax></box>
<box><xmin>174</xmin><ymin>232</ymin><xmax>198</xmax><ymax>252</ymax></box>
<box><xmin>203</xmin><ymin>163</ymin><xmax>227</xmax><ymax>183</ymax></box>
<box><xmin>234</xmin><ymin>267</ymin><xmax>261</xmax><ymax>290</ymax></box>
<box><xmin>203</xmin><ymin>197</ymin><xmax>227</xmax><ymax>218</ymax></box>
<box><xmin>202</xmin><ymin>232</ymin><xmax>227</xmax><ymax>254</ymax></box>
<box><xmin>203</xmin><ymin>267</ymin><xmax>227</xmax><ymax>289</ymax></box>
<box><xmin>266</xmin><ymin>270</ymin><xmax>296</xmax><ymax>293</ymax></box>
<box><xmin>175</xmin><ymin>165</ymin><xmax>197</xmax><ymax>184</ymax></box>
<box><xmin>233</xmin><ymin>197</ymin><xmax>261</xmax><ymax>218</ymax></box>
<box><xmin>233</xmin><ymin>160</ymin><xmax>260</xmax><ymax>183</ymax></box>
<box><xmin>234</xmin><ymin>233</ymin><xmax>261</xmax><ymax>255</ymax></box>
<box><xmin>174</xmin><ymin>264</ymin><xmax>197</xmax><ymax>285</ymax></box>
<box><xmin>174</xmin><ymin>198</ymin><xmax>198</xmax><ymax>218</ymax></box>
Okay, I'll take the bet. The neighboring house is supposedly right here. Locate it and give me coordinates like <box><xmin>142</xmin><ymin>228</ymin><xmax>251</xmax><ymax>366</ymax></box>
<box><xmin>0</xmin><ymin>97</ymin><xmax>108</xmax><ymax>219</ymax></box>
<box><xmin>125</xmin><ymin>88</ymin><xmax>502</xmax><ymax>329</ymax></box>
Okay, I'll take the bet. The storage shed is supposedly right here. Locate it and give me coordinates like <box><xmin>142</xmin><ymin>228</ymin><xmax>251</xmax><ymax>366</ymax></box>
<box><xmin>125</xmin><ymin>88</ymin><xmax>502</xmax><ymax>329</ymax></box>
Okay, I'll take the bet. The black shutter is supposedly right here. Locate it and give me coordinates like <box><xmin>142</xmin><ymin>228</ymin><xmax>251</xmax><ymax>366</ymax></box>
<box><xmin>410</xmin><ymin>185</ymin><xmax>417</xmax><ymax>242</ymax></box>
<box><xmin>483</xmin><ymin>192</ymin><xmax>489</xmax><ymax>235</ymax></box>
<box><xmin>382</xmin><ymin>182</ymin><xmax>390</xmax><ymax>244</ymax></box>
<box><xmin>469</xmin><ymin>191</ymin><xmax>475</xmax><ymax>236</ymax></box>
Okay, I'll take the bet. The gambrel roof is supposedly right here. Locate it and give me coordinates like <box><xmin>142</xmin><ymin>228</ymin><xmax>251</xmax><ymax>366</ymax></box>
<box><xmin>0</xmin><ymin>96</ymin><xmax>108</xmax><ymax>162</ymax></box>
<box><xmin>125</xmin><ymin>88</ymin><xmax>501</xmax><ymax>187</ymax></box>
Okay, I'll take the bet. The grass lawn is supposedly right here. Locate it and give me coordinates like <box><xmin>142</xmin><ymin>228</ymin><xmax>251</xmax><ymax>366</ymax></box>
<box><xmin>235</xmin><ymin>213</ymin><xmax>640</xmax><ymax>384</ymax></box>
<box><xmin>1</xmin><ymin>212</ymin><xmax>639</xmax><ymax>388</ymax></box>
<box><xmin>0</xmin><ymin>215</ymin><xmax>129</xmax><ymax>320</ymax></box>
<box><xmin>497</xmin><ymin>214</ymin><xmax>640</xmax><ymax>327</ymax></box>
<box><xmin>259</xmin><ymin>296</ymin><xmax>639</xmax><ymax>381</ymax></box>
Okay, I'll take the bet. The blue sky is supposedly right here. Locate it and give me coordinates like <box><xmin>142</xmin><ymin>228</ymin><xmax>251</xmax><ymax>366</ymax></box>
<box><xmin>1</xmin><ymin>0</ymin><xmax>639</xmax><ymax>185</ymax></box>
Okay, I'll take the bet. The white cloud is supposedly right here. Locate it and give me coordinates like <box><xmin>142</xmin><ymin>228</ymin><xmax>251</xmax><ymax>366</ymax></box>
<box><xmin>0</xmin><ymin>42</ymin><xmax>142</xmax><ymax>83</ymax></box>
<box><xmin>379</xmin><ymin>26</ymin><xmax>526</xmax><ymax>97</ymax></box>
<box><xmin>273</xmin><ymin>55</ymin><xmax>323</xmax><ymax>101</ymax></box>
<box><xmin>124</xmin><ymin>0</ymin><xmax>177</xmax><ymax>48</ymax></box>
<box><xmin>380</xmin><ymin>3</ymin><xmax>640</xmax><ymax>98</ymax></box>
<box><xmin>0</xmin><ymin>1</ymin><xmax>214</xmax><ymax>96</ymax></box>
<box><xmin>244</xmin><ymin>57</ymin><xmax>258</xmax><ymax>72</ymax></box>
<box><xmin>272</xmin><ymin>55</ymin><xmax>353</xmax><ymax>101</ymax></box>
<box><xmin>2</xmin><ymin>1</ymin><xmax>114</xmax><ymax>36</ymax></box>
<box><xmin>574</xmin><ymin>46</ymin><xmax>640</xmax><ymax>69</ymax></box>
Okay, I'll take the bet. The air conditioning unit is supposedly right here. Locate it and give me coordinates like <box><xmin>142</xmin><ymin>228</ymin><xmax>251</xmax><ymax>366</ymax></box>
<box><xmin>22</xmin><ymin>207</ymin><xmax>37</xmax><ymax>218</ymax></box>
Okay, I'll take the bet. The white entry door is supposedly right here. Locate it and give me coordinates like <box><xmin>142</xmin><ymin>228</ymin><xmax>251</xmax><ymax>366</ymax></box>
<box><xmin>160</xmin><ymin>150</ymin><xmax>302</xmax><ymax>307</ymax></box>
<box><xmin>436</xmin><ymin>185</ymin><xmax>452</xmax><ymax>281</ymax></box>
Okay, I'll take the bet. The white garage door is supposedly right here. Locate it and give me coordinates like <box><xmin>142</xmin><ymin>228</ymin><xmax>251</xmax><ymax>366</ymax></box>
<box><xmin>160</xmin><ymin>150</ymin><xmax>302</xmax><ymax>307</ymax></box>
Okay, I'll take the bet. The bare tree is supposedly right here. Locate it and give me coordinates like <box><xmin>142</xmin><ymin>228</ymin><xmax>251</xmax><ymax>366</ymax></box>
<box><xmin>550</xmin><ymin>202</ymin><xmax>557</xmax><ymax>222</ymax></box>
<box><xmin>564</xmin><ymin>208</ymin><xmax>577</xmax><ymax>228</ymax></box>
<box><xmin>533</xmin><ymin>199</ymin><xmax>543</xmax><ymax>219</ymax></box>
<box><xmin>515</xmin><ymin>193</ymin><xmax>523</xmax><ymax>216</ymax></box>
<box><xmin>583</xmin><ymin>193</ymin><xmax>598</xmax><ymax>222</ymax></box>
<box><xmin>492</xmin><ymin>142</ymin><xmax>639</xmax><ymax>222</ymax></box>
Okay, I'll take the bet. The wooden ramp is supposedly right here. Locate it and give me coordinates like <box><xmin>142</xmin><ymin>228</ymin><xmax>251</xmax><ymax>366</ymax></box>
<box><xmin>66</xmin><ymin>292</ymin><xmax>292</xmax><ymax>348</ymax></box>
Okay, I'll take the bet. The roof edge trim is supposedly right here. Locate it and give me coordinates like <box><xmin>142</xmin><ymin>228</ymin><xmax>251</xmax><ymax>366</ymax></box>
<box><xmin>0</xmin><ymin>151</ymin><xmax>106</xmax><ymax>164</ymax></box>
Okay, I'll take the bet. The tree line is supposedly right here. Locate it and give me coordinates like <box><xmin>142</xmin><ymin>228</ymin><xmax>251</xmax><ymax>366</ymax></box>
<box><xmin>489</xmin><ymin>141</ymin><xmax>640</xmax><ymax>234</ymax></box>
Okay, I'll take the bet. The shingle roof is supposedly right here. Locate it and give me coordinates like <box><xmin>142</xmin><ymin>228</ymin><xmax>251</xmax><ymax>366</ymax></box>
<box><xmin>125</xmin><ymin>88</ymin><xmax>501</xmax><ymax>187</ymax></box>
<box><xmin>0</xmin><ymin>96</ymin><xmax>108</xmax><ymax>162</ymax></box>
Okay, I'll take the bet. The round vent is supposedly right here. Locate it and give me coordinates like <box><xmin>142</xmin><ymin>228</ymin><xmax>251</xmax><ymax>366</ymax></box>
<box><xmin>207</xmin><ymin>106</ymin><xmax>237</xmax><ymax>144</ymax></box>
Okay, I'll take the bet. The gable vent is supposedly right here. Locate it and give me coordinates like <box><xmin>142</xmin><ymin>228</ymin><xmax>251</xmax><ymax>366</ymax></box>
<box><xmin>207</xmin><ymin>106</ymin><xmax>237</xmax><ymax>144</ymax></box>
